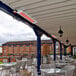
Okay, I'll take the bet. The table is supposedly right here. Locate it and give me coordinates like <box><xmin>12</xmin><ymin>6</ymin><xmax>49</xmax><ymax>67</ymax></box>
<box><xmin>0</xmin><ymin>62</ymin><xmax>17</xmax><ymax>76</ymax></box>
<box><xmin>22</xmin><ymin>58</ymin><xmax>27</xmax><ymax>61</ymax></box>
<box><xmin>21</xmin><ymin>59</ymin><xmax>27</xmax><ymax>62</ymax></box>
<box><xmin>3</xmin><ymin>62</ymin><xmax>17</xmax><ymax>67</ymax></box>
<box><xmin>56</xmin><ymin>63</ymin><xmax>67</xmax><ymax>68</ymax></box>
<box><xmin>41</xmin><ymin>68</ymin><xmax>65</xmax><ymax>76</ymax></box>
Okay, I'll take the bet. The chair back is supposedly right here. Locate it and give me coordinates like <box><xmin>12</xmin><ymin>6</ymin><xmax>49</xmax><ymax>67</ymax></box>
<box><xmin>41</xmin><ymin>63</ymin><xmax>55</xmax><ymax>69</ymax></box>
<box><xmin>22</xmin><ymin>58</ymin><xmax>27</xmax><ymax>61</ymax></box>
<box><xmin>26</xmin><ymin>60</ymin><xmax>32</xmax><ymax>66</ymax></box>
<box><xmin>15</xmin><ymin>61</ymin><xmax>22</xmax><ymax>72</ymax></box>
<box><xmin>21</xmin><ymin>61</ymin><xmax>26</xmax><ymax>70</ymax></box>
<box><xmin>62</xmin><ymin>65</ymin><xmax>75</xmax><ymax>76</ymax></box>
<box><xmin>32</xmin><ymin>66</ymin><xmax>37</xmax><ymax>76</ymax></box>
<box><xmin>3</xmin><ymin>59</ymin><xmax>8</xmax><ymax>63</ymax></box>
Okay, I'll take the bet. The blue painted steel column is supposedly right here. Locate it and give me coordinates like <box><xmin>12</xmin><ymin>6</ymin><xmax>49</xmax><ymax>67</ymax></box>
<box><xmin>64</xmin><ymin>45</ymin><xmax>66</xmax><ymax>56</ymax></box>
<box><xmin>52</xmin><ymin>39</ymin><xmax>56</xmax><ymax>61</ymax></box>
<box><xmin>37</xmin><ymin>36</ymin><xmax>41</xmax><ymax>75</ymax></box>
<box><xmin>33</xmin><ymin>28</ymin><xmax>42</xmax><ymax>75</ymax></box>
<box><xmin>60</xmin><ymin>43</ymin><xmax>62</xmax><ymax>60</ymax></box>
<box><xmin>70</xmin><ymin>46</ymin><xmax>73</xmax><ymax>56</ymax></box>
<box><xmin>0</xmin><ymin>1</ymin><xmax>14</xmax><ymax>15</ymax></box>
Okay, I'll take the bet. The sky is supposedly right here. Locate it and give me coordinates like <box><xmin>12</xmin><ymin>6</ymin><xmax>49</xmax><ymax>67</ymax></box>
<box><xmin>0</xmin><ymin>10</ymin><xmax>50</xmax><ymax>46</ymax></box>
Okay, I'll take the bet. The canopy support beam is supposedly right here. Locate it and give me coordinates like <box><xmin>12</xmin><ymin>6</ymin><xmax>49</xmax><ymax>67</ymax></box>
<box><xmin>64</xmin><ymin>45</ymin><xmax>66</xmax><ymax>56</ymax></box>
<box><xmin>33</xmin><ymin>27</ymin><xmax>43</xmax><ymax>75</ymax></box>
<box><xmin>52</xmin><ymin>39</ymin><xmax>56</xmax><ymax>61</ymax></box>
<box><xmin>70</xmin><ymin>46</ymin><xmax>73</xmax><ymax>56</ymax></box>
<box><xmin>60</xmin><ymin>43</ymin><xmax>62</xmax><ymax>60</ymax></box>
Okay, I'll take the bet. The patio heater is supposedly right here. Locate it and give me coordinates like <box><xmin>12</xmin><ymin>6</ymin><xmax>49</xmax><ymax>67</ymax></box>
<box><xmin>66</xmin><ymin>38</ymin><xmax>69</xmax><ymax>44</ymax></box>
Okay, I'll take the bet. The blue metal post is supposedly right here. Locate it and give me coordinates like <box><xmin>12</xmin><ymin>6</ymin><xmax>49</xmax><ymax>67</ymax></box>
<box><xmin>60</xmin><ymin>43</ymin><xmax>62</xmax><ymax>60</ymax></box>
<box><xmin>64</xmin><ymin>45</ymin><xmax>66</xmax><ymax>56</ymax></box>
<box><xmin>37</xmin><ymin>36</ymin><xmax>41</xmax><ymax>75</ymax></box>
<box><xmin>53</xmin><ymin>39</ymin><xmax>56</xmax><ymax>61</ymax></box>
<box><xmin>70</xmin><ymin>46</ymin><xmax>73</xmax><ymax>56</ymax></box>
<box><xmin>33</xmin><ymin>28</ymin><xmax>42</xmax><ymax>75</ymax></box>
<box><xmin>0</xmin><ymin>1</ymin><xmax>14</xmax><ymax>15</ymax></box>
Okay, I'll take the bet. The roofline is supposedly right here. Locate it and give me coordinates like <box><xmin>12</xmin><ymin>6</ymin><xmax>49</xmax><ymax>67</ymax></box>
<box><xmin>2</xmin><ymin>40</ymin><xmax>52</xmax><ymax>46</ymax></box>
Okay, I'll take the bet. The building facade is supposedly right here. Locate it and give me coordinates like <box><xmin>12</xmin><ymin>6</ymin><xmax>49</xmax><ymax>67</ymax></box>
<box><xmin>2</xmin><ymin>40</ymin><xmax>53</xmax><ymax>57</ymax></box>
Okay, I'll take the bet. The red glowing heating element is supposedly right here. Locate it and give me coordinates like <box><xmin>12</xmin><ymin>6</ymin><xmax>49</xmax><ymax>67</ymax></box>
<box><xmin>19</xmin><ymin>12</ymin><xmax>36</xmax><ymax>23</ymax></box>
<box><xmin>52</xmin><ymin>35</ymin><xmax>57</xmax><ymax>38</ymax></box>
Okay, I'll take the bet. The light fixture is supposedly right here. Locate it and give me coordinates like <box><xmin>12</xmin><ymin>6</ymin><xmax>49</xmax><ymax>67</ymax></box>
<box><xmin>66</xmin><ymin>38</ymin><xmax>69</xmax><ymax>44</ymax></box>
<box><xmin>58</xmin><ymin>26</ymin><xmax>63</xmax><ymax>37</ymax></box>
<box><xmin>69</xmin><ymin>43</ymin><xmax>71</xmax><ymax>46</ymax></box>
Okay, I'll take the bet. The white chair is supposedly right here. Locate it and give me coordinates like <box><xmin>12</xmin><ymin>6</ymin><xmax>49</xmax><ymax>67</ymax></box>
<box><xmin>22</xmin><ymin>58</ymin><xmax>27</xmax><ymax>61</ymax></box>
<box><xmin>43</xmin><ymin>56</ymin><xmax>47</xmax><ymax>64</ymax></box>
<box><xmin>9</xmin><ymin>61</ymin><xmax>22</xmax><ymax>76</ymax></box>
<box><xmin>3</xmin><ymin>59</ymin><xmax>8</xmax><ymax>63</ymax></box>
<box><xmin>0</xmin><ymin>66</ymin><xmax>7</xmax><ymax>76</ymax></box>
<box><xmin>41</xmin><ymin>63</ymin><xmax>56</xmax><ymax>69</ymax></box>
<box><xmin>41</xmin><ymin>63</ymin><xmax>56</xmax><ymax>76</ymax></box>
<box><xmin>63</xmin><ymin>65</ymin><xmax>75</xmax><ymax>76</ymax></box>
<box><xmin>32</xmin><ymin>58</ymin><xmax>37</xmax><ymax>66</ymax></box>
<box><xmin>31</xmin><ymin>66</ymin><xmax>37</xmax><ymax>76</ymax></box>
<box><xmin>20</xmin><ymin>61</ymin><xmax>26</xmax><ymax>70</ymax></box>
<box><xmin>57</xmin><ymin>65</ymin><xmax>75</xmax><ymax>76</ymax></box>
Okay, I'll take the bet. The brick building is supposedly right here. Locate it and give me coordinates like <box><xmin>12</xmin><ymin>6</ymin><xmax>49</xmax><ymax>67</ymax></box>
<box><xmin>2</xmin><ymin>40</ymin><xmax>53</xmax><ymax>57</ymax></box>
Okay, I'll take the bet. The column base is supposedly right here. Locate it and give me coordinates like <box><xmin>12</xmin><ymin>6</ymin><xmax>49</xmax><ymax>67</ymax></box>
<box><xmin>37</xmin><ymin>71</ymin><xmax>41</xmax><ymax>75</ymax></box>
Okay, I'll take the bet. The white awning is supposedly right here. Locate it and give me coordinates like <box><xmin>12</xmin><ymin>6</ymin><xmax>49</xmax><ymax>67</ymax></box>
<box><xmin>1</xmin><ymin>0</ymin><xmax>76</xmax><ymax>45</ymax></box>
